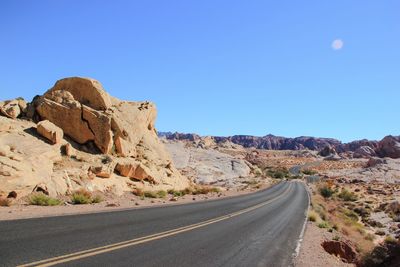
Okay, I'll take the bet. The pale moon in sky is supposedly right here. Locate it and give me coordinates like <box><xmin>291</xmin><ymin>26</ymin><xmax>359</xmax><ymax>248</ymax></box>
<box><xmin>331</xmin><ymin>39</ymin><xmax>344</xmax><ymax>50</ymax></box>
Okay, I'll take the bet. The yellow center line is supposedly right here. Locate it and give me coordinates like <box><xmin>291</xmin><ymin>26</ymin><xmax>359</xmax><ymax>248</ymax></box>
<box><xmin>18</xmin><ymin>182</ymin><xmax>293</xmax><ymax>267</ymax></box>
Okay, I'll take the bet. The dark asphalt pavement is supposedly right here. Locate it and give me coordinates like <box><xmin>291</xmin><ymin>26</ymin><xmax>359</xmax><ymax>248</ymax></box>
<box><xmin>0</xmin><ymin>181</ymin><xmax>309</xmax><ymax>267</ymax></box>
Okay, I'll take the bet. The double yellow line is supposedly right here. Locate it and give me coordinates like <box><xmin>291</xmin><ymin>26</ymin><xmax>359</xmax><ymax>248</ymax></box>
<box><xmin>19</xmin><ymin>182</ymin><xmax>293</xmax><ymax>267</ymax></box>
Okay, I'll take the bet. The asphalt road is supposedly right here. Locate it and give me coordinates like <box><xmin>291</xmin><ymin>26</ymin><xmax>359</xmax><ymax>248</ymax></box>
<box><xmin>0</xmin><ymin>181</ymin><xmax>309</xmax><ymax>267</ymax></box>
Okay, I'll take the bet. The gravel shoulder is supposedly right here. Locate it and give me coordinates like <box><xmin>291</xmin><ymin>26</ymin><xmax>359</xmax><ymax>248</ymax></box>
<box><xmin>296</xmin><ymin>222</ymin><xmax>355</xmax><ymax>267</ymax></box>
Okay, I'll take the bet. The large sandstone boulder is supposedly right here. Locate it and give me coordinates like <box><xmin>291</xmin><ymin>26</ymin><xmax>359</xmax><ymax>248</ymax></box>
<box><xmin>36</xmin><ymin>77</ymin><xmax>158</xmax><ymax>157</ymax></box>
<box><xmin>48</xmin><ymin>77</ymin><xmax>112</xmax><ymax>110</ymax></box>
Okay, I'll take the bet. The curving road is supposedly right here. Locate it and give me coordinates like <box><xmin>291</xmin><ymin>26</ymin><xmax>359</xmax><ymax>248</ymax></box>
<box><xmin>0</xmin><ymin>181</ymin><xmax>309</xmax><ymax>267</ymax></box>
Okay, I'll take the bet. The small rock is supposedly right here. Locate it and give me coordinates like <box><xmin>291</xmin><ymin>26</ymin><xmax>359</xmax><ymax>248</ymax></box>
<box><xmin>37</xmin><ymin>120</ymin><xmax>64</xmax><ymax>144</ymax></box>
<box><xmin>170</xmin><ymin>197</ymin><xmax>178</xmax><ymax>202</ymax></box>
<box><xmin>89</xmin><ymin>165</ymin><xmax>113</xmax><ymax>178</ymax></box>
<box><xmin>105</xmin><ymin>203</ymin><xmax>119</xmax><ymax>207</ymax></box>
<box><xmin>7</xmin><ymin>191</ymin><xmax>17</xmax><ymax>199</ymax></box>
<box><xmin>0</xmin><ymin>100</ymin><xmax>21</xmax><ymax>119</ymax></box>
<box><xmin>367</xmin><ymin>157</ymin><xmax>387</xmax><ymax>168</ymax></box>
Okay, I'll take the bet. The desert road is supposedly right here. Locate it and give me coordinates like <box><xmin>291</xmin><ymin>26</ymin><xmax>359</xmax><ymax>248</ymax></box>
<box><xmin>0</xmin><ymin>181</ymin><xmax>309</xmax><ymax>267</ymax></box>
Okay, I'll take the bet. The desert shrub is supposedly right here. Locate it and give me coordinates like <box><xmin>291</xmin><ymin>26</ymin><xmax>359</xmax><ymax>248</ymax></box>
<box><xmin>342</xmin><ymin>208</ymin><xmax>359</xmax><ymax>222</ymax></box>
<box><xmin>91</xmin><ymin>195</ymin><xmax>103</xmax><ymax>203</ymax></box>
<box><xmin>182</xmin><ymin>187</ymin><xmax>193</xmax><ymax>195</ymax></box>
<box><xmin>365</xmin><ymin>233</ymin><xmax>375</xmax><ymax>241</ymax></box>
<box><xmin>333</xmin><ymin>235</ymin><xmax>340</xmax><ymax>241</ymax></box>
<box><xmin>265</xmin><ymin>167</ymin><xmax>290</xmax><ymax>179</ymax></box>
<box><xmin>29</xmin><ymin>193</ymin><xmax>61</xmax><ymax>206</ymax></box>
<box><xmin>314</xmin><ymin>203</ymin><xmax>327</xmax><ymax>220</ymax></box>
<box><xmin>168</xmin><ymin>189</ymin><xmax>185</xmax><ymax>197</ymax></box>
<box><xmin>354</xmin><ymin>207</ymin><xmax>370</xmax><ymax>218</ymax></box>
<box><xmin>143</xmin><ymin>191</ymin><xmax>158</xmax><ymax>198</ymax></box>
<box><xmin>156</xmin><ymin>190</ymin><xmax>167</xmax><ymax>198</ymax></box>
<box><xmin>71</xmin><ymin>189</ymin><xmax>92</xmax><ymax>204</ymax></box>
<box><xmin>338</xmin><ymin>189</ymin><xmax>358</xmax><ymax>202</ymax></box>
<box><xmin>302</xmin><ymin>169</ymin><xmax>317</xmax><ymax>175</ymax></box>
<box><xmin>319</xmin><ymin>186</ymin><xmax>334</xmax><ymax>199</ymax></box>
<box><xmin>318</xmin><ymin>221</ymin><xmax>329</xmax><ymax>228</ymax></box>
<box><xmin>308</xmin><ymin>211</ymin><xmax>318</xmax><ymax>222</ymax></box>
<box><xmin>192</xmin><ymin>186</ymin><xmax>221</xmax><ymax>195</ymax></box>
<box><xmin>0</xmin><ymin>197</ymin><xmax>11</xmax><ymax>207</ymax></box>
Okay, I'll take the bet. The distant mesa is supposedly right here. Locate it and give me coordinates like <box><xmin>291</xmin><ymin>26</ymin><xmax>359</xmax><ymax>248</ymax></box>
<box><xmin>159</xmin><ymin>132</ymin><xmax>400</xmax><ymax>159</ymax></box>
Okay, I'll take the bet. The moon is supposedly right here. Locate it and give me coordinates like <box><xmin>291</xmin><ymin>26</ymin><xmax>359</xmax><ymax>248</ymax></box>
<box><xmin>331</xmin><ymin>39</ymin><xmax>344</xmax><ymax>50</ymax></box>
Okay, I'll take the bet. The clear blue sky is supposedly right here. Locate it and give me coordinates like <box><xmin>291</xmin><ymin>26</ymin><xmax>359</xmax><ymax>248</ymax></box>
<box><xmin>1</xmin><ymin>1</ymin><xmax>399</xmax><ymax>142</ymax></box>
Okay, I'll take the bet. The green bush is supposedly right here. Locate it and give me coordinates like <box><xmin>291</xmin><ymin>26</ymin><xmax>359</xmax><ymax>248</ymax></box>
<box><xmin>29</xmin><ymin>193</ymin><xmax>61</xmax><ymax>206</ymax></box>
<box><xmin>319</xmin><ymin>186</ymin><xmax>334</xmax><ymax>199</ymax></box>
<box><xmin>318</xmin><ymin>221</ymin><xmax>329</xmax><ymax>228</ymax></box>
<box><xmin>266</xmin><ymin>168</ymin><xmax>290</xmax><ymax>179</ymax></box>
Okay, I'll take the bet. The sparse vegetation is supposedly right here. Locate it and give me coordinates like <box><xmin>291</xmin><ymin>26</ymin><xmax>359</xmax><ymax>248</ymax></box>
<box><xmin>265</xmin><ymin>167</ymin><xmax>290</xmax><ymax>179</ymax></box>
<box><xmin>338</xmin><ymin>189</ymin><xmax>358</xmax><ymax>202</ymax></box>
<box><xmin>318</xmin><ymin>221</ymin><xmax>329</xmax><ymax>228</ymax></box>
<box><xmin>70</xmin><ymin>189</ymin><xmax>103</xmax><ymax>204</ymax></box>
<box><xmin>168</xmin><ymin>189</ymin><xmax>186</xmax><ymax>197</ymax></box>
<box><xmin>301</xmin><ymin>169</ymin><xmax>317</xmax><ymax>175</ymax></box>
<box><xmin>29</xmin><ymin>193</ymin><xmax>61</xmax><ymax>206</ymax></box>
<box><xmin>308</xmin><ymin>210</ymin><xmax>318</xmax><ymax>222</ymax></box>
<box><xmin>191</xmin><ymin>185</ymin><xmax>221</xmax><ymax>195</ymax></box>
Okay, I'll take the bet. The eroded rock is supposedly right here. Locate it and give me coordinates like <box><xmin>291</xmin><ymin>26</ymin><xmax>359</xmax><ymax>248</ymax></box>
<box><xmin>321</xmin><ymin>240</ymin><xmax>357</xmax><ymax>263</ymax></box>
<box><xmin>37</xmin><ymin>120</ymin><xmax>64</xmax><ymax>144</ymax></box>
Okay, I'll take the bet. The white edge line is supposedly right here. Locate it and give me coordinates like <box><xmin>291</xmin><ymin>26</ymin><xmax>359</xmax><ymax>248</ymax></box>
<box><xmin>292</xmin><ymin>180</ymin><xmax>311</xmax><ymax>264</ymax></box>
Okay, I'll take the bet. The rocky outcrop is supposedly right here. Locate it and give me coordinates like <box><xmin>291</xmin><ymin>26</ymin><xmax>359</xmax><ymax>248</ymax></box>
<box><xmin>353</xmin><ymin>146</ymin><xmax>376</xmax><ymax>158</ymax></box>
<box><xmin>321</xmin><ymin>240</ymin><xmax>358</xmax><ymax>263</ymax></box>
<box><xmin>318</xmin><ymin>145</ymin><xmax>337</xmax><ymax>157</ymax></box>
<box><xmin>36</xmin><ymin>120</ymin><xmax>64</xmax><ymax>144</ymax></box>
<box><xmin>0</xmin><ymin>98</ymin><xmax>27</xmax><ymax>119</ymax></box>
<box><xmin>0</xmin><ymin>77</ymin><xmax>189</xmax><ymax>198</ymax></box>
<box><xmin>164</xmin><ymin>140</ymin><xmax>251</xmax><ymax>187</ymax></box>
<box><xmin>377</xmin><ymin>136</ymin><xmax>400</xmax><ymax>159</ymax></box>
<box><xmin>35</xmin><ymin>77</ymin><xmax>156</xmax><ymax>156</ymax></box>
<box><xmin>367</xmin><ymin>157</ymin><xmax>387</xmax><ymax>168</ymax></box>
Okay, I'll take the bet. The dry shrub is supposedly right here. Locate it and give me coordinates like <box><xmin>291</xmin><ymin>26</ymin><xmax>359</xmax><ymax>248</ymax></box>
<box><xmin>0</xmin><ymin>197</ymin><xmax>11</xmax><ymax>207</ymax></box>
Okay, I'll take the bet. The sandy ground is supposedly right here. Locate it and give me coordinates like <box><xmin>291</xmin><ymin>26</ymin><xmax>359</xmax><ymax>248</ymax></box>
<box><xmin>0</xmin><ymin>183</ymin><xmax>273</xmax><ymax>221</ymax></box>
<box><xmin>296</xmin><ymin>222</ymin><xmax>355</xmax><ymax>267</ymax></box>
